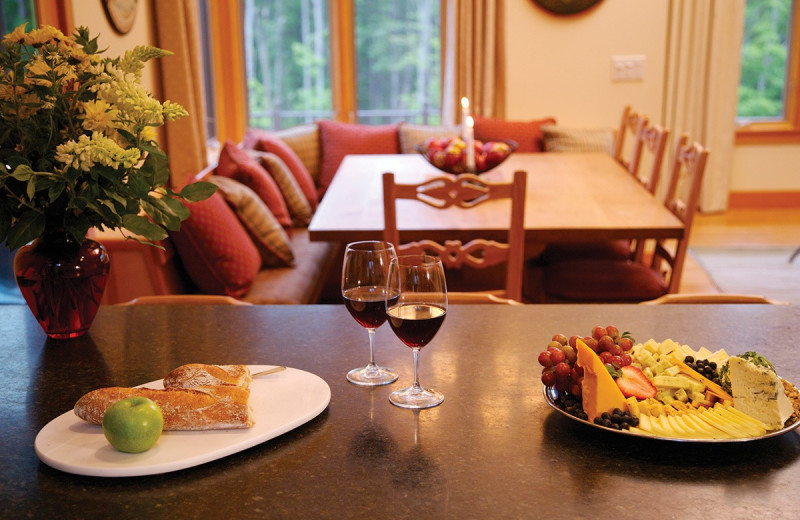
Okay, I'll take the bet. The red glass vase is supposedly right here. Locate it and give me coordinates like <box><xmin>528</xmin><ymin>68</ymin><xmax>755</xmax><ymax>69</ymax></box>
<box><xmin>14</xmin><ymin>232</ymin><xmax>110</xmax><ymax>340</ymax></box>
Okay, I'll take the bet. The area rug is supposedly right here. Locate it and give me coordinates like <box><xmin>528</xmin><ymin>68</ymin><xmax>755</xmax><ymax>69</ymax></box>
<box><xmin>689</xmin><ymin>247</ymin><xmax>800</xmax><ymax>304</ymax></box>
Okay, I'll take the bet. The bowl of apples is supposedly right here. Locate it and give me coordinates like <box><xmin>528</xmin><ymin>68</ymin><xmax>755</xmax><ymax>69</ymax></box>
<box><xmin>416</xmin><ymin>137</ymin><xmax>517</xmax><ymax>175</ymax></box>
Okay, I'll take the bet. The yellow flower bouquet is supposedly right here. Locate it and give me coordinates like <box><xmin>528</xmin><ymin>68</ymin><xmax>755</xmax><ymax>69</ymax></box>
<box><xmin>0</xmin><ymin>24</ymin><xmax>215</xmax><ymax>251</ymax></box>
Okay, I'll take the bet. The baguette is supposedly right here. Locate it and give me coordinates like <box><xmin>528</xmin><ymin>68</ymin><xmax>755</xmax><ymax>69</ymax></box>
<box><xmin>163</xmin><ymin>364</ymin><xmax>252</xmax><ymax>389</ymax></box>
<box><xmin>74</xmin><ymin>386</ymin><xmax>254</xmax><ymax>430</ymax></box>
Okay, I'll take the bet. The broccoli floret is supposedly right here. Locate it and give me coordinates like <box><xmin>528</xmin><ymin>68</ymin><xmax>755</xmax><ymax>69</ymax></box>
<box><xmin>719</xmin><ymin>351</ymin><xmax>777</xmax><ymax>393</ymax></box>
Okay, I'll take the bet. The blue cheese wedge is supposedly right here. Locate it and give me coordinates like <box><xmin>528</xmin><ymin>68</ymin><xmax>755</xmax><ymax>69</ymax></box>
<box><xmin>727</xmin><ymin>356</ymin><xmax>793</xmax><ymax>430</ymax></box>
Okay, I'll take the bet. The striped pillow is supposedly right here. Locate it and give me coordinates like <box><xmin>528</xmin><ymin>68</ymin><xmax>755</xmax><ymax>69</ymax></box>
<box><xmin>542</xmin><ymin>124</ymin><xmax>614</xmax><ymax>154</ymax></box>
<box><xmin>247</xmin><ymin>149</ymin><xmax>313</xmax><ymax>227</ymax></box>
<box><xmin>273</xmin><ymin>124</ymin><xmax>321</xmax><ymax>186</ymax></box>
<box><xmin>398</xmin><ymin>122</ymin><xmax>462</xmax><ymax>154</ymax></box>
<box><xmin>207</xmin><ymin>175</ymin><xmax>295</xmax><ymax>267</ymax></box>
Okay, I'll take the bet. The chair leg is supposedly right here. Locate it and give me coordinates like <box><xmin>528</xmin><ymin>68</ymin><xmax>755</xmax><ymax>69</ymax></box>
<box><xmin>790</xmin><ymin>246</ymin><xmax>800</xmax><ymax>263</ymax></box>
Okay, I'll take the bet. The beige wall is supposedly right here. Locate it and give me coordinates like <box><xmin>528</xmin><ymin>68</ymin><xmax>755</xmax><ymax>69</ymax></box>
<box><xmin>505</xmin><ymin>0</ymin><xmax>800</xmax><ymax>196</ymax></box>
<box><xmin>71</xmin><ymin>0</ymin><xmax>157</xmax><ymax>98</ymax></box>
<box><xmin>68</xmin><ymin>0</ymin><xmax>799</xmax><ymax>195</ymax></box>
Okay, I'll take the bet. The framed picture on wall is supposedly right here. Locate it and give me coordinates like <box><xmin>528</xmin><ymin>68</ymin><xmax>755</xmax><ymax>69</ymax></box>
<box><xmin>102</xmin><ymin>0</ymin><xmax>138</xmax><ymax>34</ymax></box>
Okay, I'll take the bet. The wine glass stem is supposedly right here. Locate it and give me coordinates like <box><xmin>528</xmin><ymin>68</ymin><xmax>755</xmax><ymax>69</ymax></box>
<box><xmin>412</xmin><ymin>348</ymin><xmax>422</xmax><ymax>390</ymax></box>
<box><xmin>367</xmin><ymin>327</ymin><xmax>377</xmax><ymax>368</ymax></box>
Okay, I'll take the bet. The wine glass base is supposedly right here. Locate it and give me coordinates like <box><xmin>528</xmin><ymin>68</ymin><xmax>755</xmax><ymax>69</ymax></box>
<box><xmin>389</xmin><ymin>385</ymin><xmax>444</xmax><ymax>409</ymax></box>
<box><xmin>346</xmin><ymin>366</ymin><xmax>399</xmax><ymax>386</ymax></box>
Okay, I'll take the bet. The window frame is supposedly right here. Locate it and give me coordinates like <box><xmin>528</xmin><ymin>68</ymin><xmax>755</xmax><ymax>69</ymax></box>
<box><xmin>735</xmin><ymin>0</ymin><xmax>800</xmax><ymax>145</ymax></box>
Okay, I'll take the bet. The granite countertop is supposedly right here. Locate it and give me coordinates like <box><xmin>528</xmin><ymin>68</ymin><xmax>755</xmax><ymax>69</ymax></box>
<box><xmin>2</xmin><ymin>304</ymin><xmax>799</xmax><ymax>519</ymax></box>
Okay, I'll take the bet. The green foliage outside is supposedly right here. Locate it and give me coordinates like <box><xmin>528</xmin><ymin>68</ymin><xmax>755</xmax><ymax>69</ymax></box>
<box><xmin>245</xmin><ymin>0</ymin><xmax>441</xmax><ymax>130</ymax></box>
<box><xmin>738</xmin><ymin>0</ymin><xmax>791</xmax><ymax>121</ymax></box>
<box><xmin>0</xmin><ymin>0</ymin><xmax>35</xmax><ymax>37</ymax></box>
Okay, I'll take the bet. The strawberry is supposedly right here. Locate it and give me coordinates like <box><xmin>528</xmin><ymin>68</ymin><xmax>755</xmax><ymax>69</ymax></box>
<box><xmin>614</xmin><ymin>365</ymin><xmax>657</xmax><ymax>399</ymax></box>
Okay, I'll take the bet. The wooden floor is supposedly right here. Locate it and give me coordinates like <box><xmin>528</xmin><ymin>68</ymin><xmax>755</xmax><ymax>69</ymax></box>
<box><xmin>680</xmin><ymin>208</ymin><xmax>800</xmax><ymax>294</ymax></box>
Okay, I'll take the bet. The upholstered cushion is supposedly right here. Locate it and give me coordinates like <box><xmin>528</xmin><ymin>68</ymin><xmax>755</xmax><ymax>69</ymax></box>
<box><xmin>243</xmin><ymin>228</ymin><xmax>338</xmax><ymax>304</ymax></box>
<box><xmin>543</xmin><ymin>259</ymin><xmax>667</xmax><ymax>302</ymax></box>
<box><xmin>207</xmin><ymin>175</ymin><xmax>294</xmax><ymax>267</ymax></box>
<box><xmin>246</xmin><ymin>150</ymin><xmax>313</xmax><ymax>227</ymax></box>
<box><xmin>539</xmin><ymin>240</ymin><xmax>632</xmax><ymax>264</ymax></box>
<box><xmin>272</xmin><ymin>124</ymin><xmax>321</xmax><ymax>188</ymax></box>
<box><xmin>216</xmin><ymin>141</ymin><xmax>292</xmax><ymax>228</ymax></box>
<box><xmin>317</xmin><ymin>120</ymin><xmax>400</xmax><ymax>197</ymax></box>
<box><xmin>542</xmin><ymin>124</ymin><xmax>614</xmax><ymax>153</ymax></box>
<box><xmin>398</xmin><ymin>122</ymin><xmax>462</xmax><ymax>154</ymax></box>
<box><xmin>242</xmin><ymin>128</ymin><xmax>319</xmax><ymax>209</ymax></box>
<box><xmin>473</xmin><ymin>116</ymin><xmax>556</xmax><ymax>153</ymax></box>
<box><xmin>169</xmin><ymin>190</ymin><xmax>261</xmax><ymax>298</ymax></box>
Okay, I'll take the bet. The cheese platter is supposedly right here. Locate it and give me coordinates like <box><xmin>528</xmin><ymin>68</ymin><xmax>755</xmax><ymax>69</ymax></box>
<box><xmin>538</xmin><ymin>325</ymin><xmax>800</xmax><ymax>442</ymax></box>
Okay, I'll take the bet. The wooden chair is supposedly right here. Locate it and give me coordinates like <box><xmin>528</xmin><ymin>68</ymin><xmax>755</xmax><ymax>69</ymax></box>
<box><xmin>382</xmin><ymin>170</ymin><xmax>527</xmax><ymax>303</ymax></box>
<box><xmin>540</xmin><ymin>134</ymin><xmax>709</xmax><ymax>302</ymax></box>
<box><xmin>612</xmin><ymin>105</ymin><xmax>649</xmax><ymax>173</ymax></box>
<box><xmin>120</xmin><ymin>295</ymin><xmax>253</xmax><ymax>305</ymax></box>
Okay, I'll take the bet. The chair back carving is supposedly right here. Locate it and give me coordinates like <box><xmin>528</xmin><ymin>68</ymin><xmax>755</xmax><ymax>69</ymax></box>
<box><xmin>612</xmin><ymin>105</ymin><xmax>648</xmax><ymax>172</ymax></box>
<box><xmin>630</xmin><ymin>123</ymin><xmax>670</xmax><ymax>194</ymax></box>
<box><xmin>648</xmin><ymin>134</ymin><xmax>709</xmax><ymax>293</ymax></box>
<box><xmin>383</xmin><ymin>171</ymin><xmax>527</xmax><ymax>302</ymax></box>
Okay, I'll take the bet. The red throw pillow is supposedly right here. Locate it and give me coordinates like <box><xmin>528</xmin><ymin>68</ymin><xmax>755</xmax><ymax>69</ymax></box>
<box><xmin>473</xmin><ymin>116</ymin><xmax>556</xmax><ymax>153</ymax></box>
<box><xmin>169</xmin><ymin>190</ymin><xmax>261</xmax><ymax>298</ymax></box>
<box><xmin>317</xmin><ymin>120</ymin><xmax>399</xmax><ymax>197</ymax></box>
<box><xmin>216</xmin><ymin>141</ymin><xmax>292</xmax><ymax>227</ymax></box>
<box><xmin>243</xmin><ymin>128</ymin><xmax>320</xmax><ymax>209</ymax></box>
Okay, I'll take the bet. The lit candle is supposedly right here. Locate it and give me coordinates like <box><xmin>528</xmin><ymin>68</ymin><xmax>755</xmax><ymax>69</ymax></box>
<box><xmin>461</xmin><ymin>97</ymin><xmax>470</xmax><ymax>140</ymax></box>
<box><xmin>465</xmin><ymin>115</ymin><xmax>475</xmax><ymax>173</ymax></box>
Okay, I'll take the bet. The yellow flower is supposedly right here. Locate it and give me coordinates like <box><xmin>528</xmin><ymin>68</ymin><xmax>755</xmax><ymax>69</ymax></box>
<box><xmin>2</xmin><ymin>24</ymin><xmax>27</xmax><ymax>44</ymax></box>
<box><xmin>26</xmin><ymin>57</ymin><xmax>52</xmax><ymax>87</ymax></box>
<box><xmin>24</xmin><ymin>25</ymin><xmax>64</xmax><ymax>46</ymax></box>
<box><xmin>81</xmin><ymin>100</ymin><xmax>119</xmax><ymax>133</ymax></box>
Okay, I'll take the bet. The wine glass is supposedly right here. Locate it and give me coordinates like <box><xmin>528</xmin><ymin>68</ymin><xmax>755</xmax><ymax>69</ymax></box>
<box><xmin>385</xmin><ymin>254</ymin><xmax>447</xmax><ymax>408</ymax></box>
<box><xmin>342</xmin><ymin>241</ymin><xmax>399</xmax><ymax>386</ymax></box>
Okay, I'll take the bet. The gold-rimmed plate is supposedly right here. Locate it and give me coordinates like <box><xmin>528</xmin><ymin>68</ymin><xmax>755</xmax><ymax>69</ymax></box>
<box><xmin>543</xmin><ymin>385</ymin><xmax>800</xmax><ymax>443</ymax></box>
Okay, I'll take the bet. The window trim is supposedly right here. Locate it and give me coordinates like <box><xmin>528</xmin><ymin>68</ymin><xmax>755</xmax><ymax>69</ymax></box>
<box><xmin>735</xmin><ymin>0</ymin><xmax>800</xmax><ymax>145</ymax></box>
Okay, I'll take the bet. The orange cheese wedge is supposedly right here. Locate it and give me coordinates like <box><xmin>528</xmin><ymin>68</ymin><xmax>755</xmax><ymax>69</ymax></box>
<box><xmin>576</xmin><ymin>339</ymin><xmax>629</xmax><ymax>422</ymax></box>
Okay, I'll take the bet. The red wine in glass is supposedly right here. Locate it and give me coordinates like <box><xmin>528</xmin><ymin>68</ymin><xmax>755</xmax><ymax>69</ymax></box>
<box><xmin>343</xmin><ymin>286</ymin><xmax>399</xmax><ymax>329</ymax></box>
<box><xmin>342</xmin><ymin>241</ymin><xmax>398</xmax><ymax>386</ymax></box>
<box><xmin>387</xmin><ymin>304</ymin><xmax>446</xmax><ymax>349</ymax></box>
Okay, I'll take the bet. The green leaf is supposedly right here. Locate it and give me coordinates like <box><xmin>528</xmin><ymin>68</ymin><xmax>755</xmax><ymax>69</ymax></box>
<box><xmin>121</xmin><ymin>214</ymin><xmax>169</xmax><ymax>242</ymax></box>
<box><xmin>6</xmin><ymin>211</ymin><xmax>45</xmax><ymax>250</ymax></box>
<box><xmin>140</xmin><ymin>197</ymin><xmax>182</xmax><ymax>231</ymax></box>
<box><xmin>180</xmin><ymin>181</ymin><xmax>218</xmax><ymax>202</ymax></box>
<box><xmin>126</xmin><ymin>170</ymin><xmax>151</xmax><ymax>198</ymax></box>
<box><xmin>10</xmin><ymin>164</ymin><xmax>33</xmax><ymax>181</ymax></box>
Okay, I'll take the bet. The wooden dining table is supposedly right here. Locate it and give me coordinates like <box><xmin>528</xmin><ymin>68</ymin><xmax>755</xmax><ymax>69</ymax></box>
<box><xmin>308</xmin><ymin>153</ymin><xmax>684</xmax><ymax>246</ymax></box>
<box><xmin>3</xmin><ymin>303</ymin><xmax>800</xmax><ymax>519</ymax></box>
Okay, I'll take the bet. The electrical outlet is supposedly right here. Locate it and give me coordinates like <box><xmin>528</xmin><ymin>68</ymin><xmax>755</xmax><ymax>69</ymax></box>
<box><xmin>611</xmin><ymin>55</ymin><xmax>646</xmax><ymax>81</ymax></box>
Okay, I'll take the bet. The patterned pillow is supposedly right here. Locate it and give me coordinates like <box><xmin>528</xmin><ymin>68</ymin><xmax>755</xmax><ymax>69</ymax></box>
<box><xmin>216</xmin><ymin>141</ymin><xmax>292</xmax><ymax>228</ymax></box>
<box><xmin>242</xmin><ymin>127</ymin><xmax>319</xmax><ymax>209</ymax></box>
<box><xmin>473</xmin><ymin>116</ymin><xmax>556</xmax><ymax>152</ymax></box>
<box><xmin>246</xmin><ymin>149</ymin><xmax>313</xmax><ymax>227</ymax></box>
<box><xmin>542</xmin><ymin>124</ymin><xmax>614</xmax><ymax>153</ymax></box>
<box><xmin>273</xmin><ymin>124</ymin><xmax>321</xmax><ymax>187</ymax></box>
<box><xmin>317</xmin><ymin>120</ymin><xmax>399</xmax><ymax>197</ymax></box>
<box><xmin>207</xmin><ymin>175</ymin><xmax>294</xmax><ymax>267</ymax></box>
<box><xmin>398</xmin><ymin>122</ymin><xmax>462</xmax><ymax>154</ymax></box>
<box><xmin>169</xmin><ymin>189</ymin><xmax>260</xmax><ymax>298</ymax></box>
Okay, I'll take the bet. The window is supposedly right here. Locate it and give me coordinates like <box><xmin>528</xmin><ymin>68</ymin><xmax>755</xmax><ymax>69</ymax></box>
<box><xmin>243</xmin><ymin>0</ymin><xmax>441</xmax><ymax>130</ymax></box>
<box><xmin>1</xmin><ymin>0</ymin><xmax>36</xmax><ymax>35</ymax></box>
<box><xmin>736</xmin><ymin>0</ymin><xmax>800</xmax><ymax>143</ymax></box>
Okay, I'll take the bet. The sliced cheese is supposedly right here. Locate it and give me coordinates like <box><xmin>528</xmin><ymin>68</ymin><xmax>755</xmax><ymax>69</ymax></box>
<box><xmin>576</xmin><ymin>339</ymin><xmax>628</xmax><ymax>422</ymax></box>
<box><xmin>727</xmin><ymin>356</ymin><xmax>793</xmax><ymax>430</ymax></box>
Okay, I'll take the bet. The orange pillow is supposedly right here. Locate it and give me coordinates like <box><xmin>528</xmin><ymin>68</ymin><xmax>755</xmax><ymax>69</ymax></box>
<box><xmin>473</xmin><ymin>116</ymin><xmax>556</xmax><ymax>153</ymax></box>
<box><xmin>243</xmin><ymin>128</ymin><xmax>320</xmax><ymax>209</ymax></box>
<box><xmin>169</xmin><ymin>190</ymin><xmax>261</xmax><ymax>298</ymax></box>
<box><xmin>216</xmin><ymin>141</ymin><xmax>292</xmax><ymax>228</ymax></box>
<box><xmin>317</xmin><ymin>120</ymin><xmax>399</xmax><ymax>197</ymax></box>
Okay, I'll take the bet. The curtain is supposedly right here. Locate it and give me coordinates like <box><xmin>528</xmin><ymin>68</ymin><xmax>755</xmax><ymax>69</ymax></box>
<box><xmin>662</xmin><ymin>0</ymin><xmax>745</xmax><ymax>212</ymax></box>
<box><xmin>442</xmin><ymin>0</ymin><xmax>506</xmax><ymax>124</ymax></box>
<box><xmin>152</xmin><ymin>0</ymin><xmax>207</xmax><ymax>187</ymax></box>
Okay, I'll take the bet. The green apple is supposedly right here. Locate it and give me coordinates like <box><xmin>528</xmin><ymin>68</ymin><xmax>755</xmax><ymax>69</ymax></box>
<box><xmin>102</xmin><ymin>397</ymin><xmax>164</xmax><ymax>453</ymax></box>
